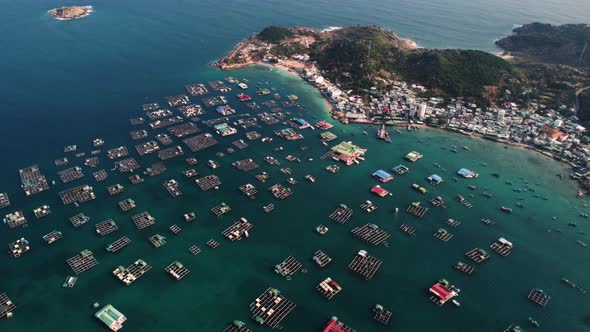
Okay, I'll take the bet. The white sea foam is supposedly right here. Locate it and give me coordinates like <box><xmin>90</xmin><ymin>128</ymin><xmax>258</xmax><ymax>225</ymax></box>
<box><xmin>321</xmin><ymin>26</ymin><xmax>342</xmax><ymax>33</ymax></box>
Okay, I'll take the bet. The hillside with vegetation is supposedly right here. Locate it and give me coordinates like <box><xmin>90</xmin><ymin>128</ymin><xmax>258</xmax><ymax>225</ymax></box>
<box><xmin>496</xmin><ymin>22</ymin><xmax>590</xmax><ymax>67</ymax></box>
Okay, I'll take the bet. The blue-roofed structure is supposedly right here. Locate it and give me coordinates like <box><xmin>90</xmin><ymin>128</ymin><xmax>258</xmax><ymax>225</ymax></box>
<box><xmin>373</xmin><ymin>170</ymin><xmax>394</xmax><ymax>182</ymax></box>
<box><xmin>427</xmin><ymin>174</ymin><xmax>443</xmax><ymax>185</ymax></box>
<box><xmin>457</xmin><ymin>168</ymin><xmax>478</xmax><ymax>178</ymax></box>
<box><xmin>292</xmin><ymin>118</ymin><xmax>311</xmax><ymax>129</ymax></box>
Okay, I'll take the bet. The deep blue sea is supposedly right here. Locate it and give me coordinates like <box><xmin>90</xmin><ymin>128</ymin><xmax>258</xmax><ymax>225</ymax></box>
<box><xmin>1</xmin><ymin>1</ymin><xmax>590</xmax><ymax>331</ymax></box>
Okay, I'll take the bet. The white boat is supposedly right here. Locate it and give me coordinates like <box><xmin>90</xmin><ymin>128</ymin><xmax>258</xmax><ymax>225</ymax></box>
<box><xmin>452</xmin><ymin>299</ymin><xmax>461</xmax><ymax>307</ymax></box>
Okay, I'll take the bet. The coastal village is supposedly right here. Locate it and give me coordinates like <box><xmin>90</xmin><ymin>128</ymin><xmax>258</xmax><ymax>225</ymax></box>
<box><xmin>215</xmin><ymin>27</ymin><xmax>590</xmax><ymax>194</ymax></box>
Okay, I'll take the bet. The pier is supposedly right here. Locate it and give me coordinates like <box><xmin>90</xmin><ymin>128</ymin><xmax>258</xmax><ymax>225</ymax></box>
<box><xmin>118</xmin><ymin>198</ymin><xmax>136</xmax><ymax>212</ymax></box>
<box><xmin>312</xmin><ymin>250</ymin><xmax>332</xmax><ymax>267</ymax></box>
<box><xmin>113</xmin><ymin>259</ymin><xmax>152</xmax><ymax>285</ymax></box>
<box><xmin>275</xmin><ymin>256</ymin><xmax>302</xmax><ymax>277</ymax></box>
<box><xmin>373</xmin><ymin>304</ymin><xmax>393</xmax><ymax>326</ymax></box>
<box><xmin>132</xmin><ymin>211</ymin><xmax>155</xmax><ymax>230</ymax></box>
<box><xmin>222</xmin><ymin>217</ymin><xmax>253</xmax><ymax>241</ymax></box>
<box><xmin>406</xmin><ymin>202</ymin><xmax>428</xmax><ymax>218</ymax></box>
<box><xmin>148</xmin><ymin>234</ymin><xmax>166</xmax><ymax>248</ymax></box>
<box><xmin>59</xmin><ymin>185</ymin><xmax>96</xmax><ymax>205</ymax></box>
<box><xmin>329</xmin><ymin>204</ymin><xmax>353</xmax><ymax>224</ymax></box>
<box><xmin>19</xmin><ymin>165</ymin><xmax>49</xmax><ymax>196</ymax></box>
<box><xmin>67</xmin><ymin>249</ymin><xmax>98</xmax><ymax>274</ymax></box>
<box><xmin>8</xmin><ymin>238</ymin><xmax>30</xmax><ymax>258</ymax></box>
<box><xmin>490</xmin><ymin>238</ymin><xmax>513</xmax><ymax>256</ymax></box>
<box><xmin>165</xmin><ymin>261</ymin><xmax>190</xmax><ymax>280</ymax></box>
<box><xmin>316</xmin><ymin>277</ymin><xmax>342</xmax><ymax>299</ymax></box>
<box><xmin>269</xmin><ymin>184</ymin><xmax>292</xmax><ymax>200</ymax></box>
<box><xmin>399</xmin><ymin>224</ymin><xmax>416</xmax><ymax>235</ymax></box>
<box><xmin>106</xmin><ymin>236</ymin><xmax>131</xmax><ymax>253</ymax></box>
<box><xmin>233</xmin><ymin>159</ymin><xmax>259</xmax><ymax>172</ymax></box>
<box><xmin>95</xmin><ymin>219</ymin><xmax>118</xmax><ymax>236</ymax></box>
<box><xmin>348</xmin><ymin>250</ymin><xmax>382</xmax><ymax>280</ymax></box>
<box><xmin>249</xmin><ymin>288</ymin><xmax>296</xmax><ymax>329</ymax></box>
<box><xmin>351</xmin><ymin>224</ymin><xmax>391</xmax><ymax>246</ymax></box>
<box><xmin>163</xmin><ymin>179</ymin><xmax>182</xmax><ymax>197</ymax></box>
<box><xmin>528</xmin><ymin>289</ymin><xmax>550</xmax><ymax>307</ymax></box>
<box><xmin>58</xmin><ymin>166</ymin><xmax>84</xmax><ymax>183</ymax></box>
<box><xmin>0</xmin><ymin>293</ymin><xmax>16</xmax><ymax>319</ymax></box>
<box><xmin>70</xmin><ymin>213</ymin><xmax>90</xmax><ymax>228</ymax></box>
<box><xmin>183</xmin><ymin>133</ymin><xmax>219</xmax><ymax>152</ymax></box>
<box><xmin>4</xmin><ymin>211</ymin><xmax>27</xmax><ymax>228</ymax></box>
<box><xmin>465</xmin><ymin>248</ymin><xmax>491</xmax><ymax>264</ymax></box>
<box><xmin>196</xmin><ymin>175</ymin><xmax>221</xmax><ymax>191</ymax></box>
<box><xmin>433</xmin><ymin>228</ymin><xmax>453</xmax><ymax>242</ymax></box>
<box><xmin>454</xmin><ymin>261</ymin><xmax>475</xmax><ymax>275</ymax></box>
<box><xmin>42</xmin><ymin>230</ymin><xmax>62</xmax><ymax>245</ymax></box>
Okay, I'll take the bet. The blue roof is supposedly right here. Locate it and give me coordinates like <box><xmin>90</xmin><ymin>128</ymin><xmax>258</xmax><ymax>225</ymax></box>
<box><xmin>458</xmin><ymin>168</ymin><xmax>472</xmax><ymax>175</ymax></box>
<box><xmin>372</xmin><ymin>170</ymin><xmax>392</xmax><ymax>179</ymax></box>
<box><xmin>430</xmin><ymin>174</ymin><xmax>443</xmax><ymax>182</ymax></box>
<box><xmin>296</xmin><ymin>119</ymin><xmax>309</xmax><ymax>125</ymax></box>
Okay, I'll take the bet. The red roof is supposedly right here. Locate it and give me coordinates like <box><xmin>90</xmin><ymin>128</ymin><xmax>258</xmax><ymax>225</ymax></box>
<box><xmin>429</xmin><ymin>283</ymin><xmax>450</xmax><ymax>299</ymax></box>
<box><xmin>323</xmin><ymin>319</ymin><xmax>346</xmax><ymax>332</ymax></box>
<box><xmin>371</xmin><ymin>185</ymin><xmax>388</xmax><ymax>197</ymax></box>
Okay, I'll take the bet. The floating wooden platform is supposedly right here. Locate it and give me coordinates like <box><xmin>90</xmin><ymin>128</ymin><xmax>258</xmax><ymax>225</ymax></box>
<box><xmin>129</xmin><ymin>174</ymin><xmax>144</xmax><ymax>184</ymax></box>
<box><xmin>118</xmin><ymin>198</ymin><xmax>136</xmax><ymax>212</ymax></box>
<box><xmin>188</xmin><ymin>245</ymin><xmax>201</xmax><ymax>255</ymax></box>
<box><xmin>329</xmin><ymin>204</ymin><xmax>353</xmax><ymax>224</ymax></box>
<box><xmin>170</xmin><ymin>224</ymin><xmax>182</xmax><ymax>234</ymax></box>
<box><xmin>93</xmin><ymin>169</ymin><xmax>108</xmax><ymax>182</ymax></box>
<box><xmin>465</xmin><ymin>248</ymin><xmax>490</xmax><ymax>264</ymax></box>
<box><xmin>490</xmin><ymin>238</ymin><xmax>513</xmax><ymax>256</ymax></box>
<box><xmin>148</xmin><ymin>234</ymin><xmax>166</xmax><ymax>248</ymax></box>
<box><xmin>239</xmin><ymin>184</ymin><xmax>257</xmax><ymax>198</ymax></box>
<box><xmin>433</xmin><ymin>228</ymin><xmax>453</xmax><ymax>242</ymax></box>
<box><xmin>373</xmin><ymin>305</ymin><xmax>393</xmax><ymax>326</ymax></box>
<box><xmin>211</xmin><ymin>202</ymin><xmax>231</xmax><ymax>217</ymax></box>
<box><xmin>275</xmin><ymin>256</ymin><xmax>302</xmax><ymax>277</ymax></box>
<box><xmin>95</xmin><ymin>219</ymin><xmax>118</xmax><ymax>236</ymax></box>
<box><xmin>454</xmin><ymin>261</ymin><xmax>475</xmax><ymax>275</ymax></box>
<box><xmin>158</xmin><ymin>146</ymin><xmax>185</xmax><ymax>161</ymax></box>
<box><xmin>19</xmin><ymin>165</ymin><xmax>49</xmax><ymax>196</ymax></box>
<box><xmin>249</xmin><ymin>288</ymin><xmax>296</xmax><ymax>329</ymax></box>
<box><xmin>4</xmin><ymin>211</ymin><xmax>27</xmax><ymax>228</ymax></box>
<box><xmin>446</xmin><ymin>218</ymin><xmax>461</xmax><ymax>227</ymax></box>
<box><xmin>399</xmin><ymin>224</ymin><xmax>416</xmax><ymax>235</ymax></box>
<box><xmin>207</xmin><ymin>239</ymin><xmax>220</xmax><ymax>249</ymax></box>
<box><xmin>528</xmin><ymin>289</ymin><xmax>550</xmax><ymax>307</ymax></box>
<box><xmin>0</xmin><ymin>293</ymin><xmax>16</xmax><ymax>319</ymax></box>
<box><xmin>316</xmin><ymin>277</ymin><xmax>342</xmax><ymax>299</ymax></box>
<box><xmin>183</xmin><ymin>133</ymin><xmax>218</xmax><ymax>152</ymax></box>
<box><xmin>107</xmin><ymin>184</ymin><xmax>124</xmax><ymax>196</ymax></box>
<box><xmin>33</xmin><ymin>205</ymin><xmax>51</xmax><ymax>218</ymax></box>
<box><xmin>222</xmin><ymin>217</ymin><xmax>253</xmax><ymax>241</ymax></box>
<box><xmin>113</xmin><ymin>259</ymin><xmax>152</xmax><ymax>285</ymax></box>
<box><xmin>59</xmin><ymin>185</ymin><xmax>96</xmax><ymax>205</ymax></box>
<box><xmin>67</xmin><ymin>249</ymin><xmax>98</xmax><ymax>274</ymax></box>
<box><xmin>223</xmin><ymin>321</ymin><xmax>252</xmax><ymax>332</ymax></box>
<box><xmin>163</xmin><ymin>179</ymin><xmax>182</xmax><ymax>197</ymax></box>
<box><xmin>132</xmin><ymin>211</ymin><xmax>155</xmax><ymax>230</ymax></box>
<box><xmin>144</xmin><ymin>162</ymin><xmax>167</xmax><ymax>177</ymax></box>
<box><xmin>348</xmin><ymin>250</ymin><xmax>382</xmax><ymax>280</ymax></box>
<box><xmin>106</xmin><ymin>146</ymin><xmax>129</xmax><ymax>160</ymax></box>
<box><xmin>70</xmin><ymin>213</ymin><xmax>90</xmax><ymax>228</ymax></box>
<box><xmin>233</xmin><ymin>159</ymin><xmax>259</xmax><ymax>172</ymax></box>
<box><xmin>195</xmin><ymin>175</ymin><xmax>221</xmax><ymax>191</ymax></box>
<box><xmin>269</xmin><ymin>184</ymin><xmax>292</xmax><ymax>200</ymax></box>
<box><xmin>407</xmin><ymin>202</ymin><xmax>428</xmax><ymax>218</ymax></box>
<box><xmin>106</xmin><ymin>236</ymin><xmax>131</xmax><ymax>253</ymax></box>
<box><xmin>165</xmin><ymin>261</ymin><xmax>190</xmax><ymax>280</ymax></box>
<box><xmin>114</xmin><ymin>157</ymin><xmax>140</xmax><ymax>173</ymax></box>
<box><xmin>351</xmin><ymin>224</ymin><xmax>391</xmax><ymax>246</ymax></box>
<box><xmin>42</xmin><ymin>230</ymin><xmax>62</xmax><ymax>245</ymax></box>
<box><xmin>360</xmin><ymin>201</ymin><xmax>378</xmax><ymax>213</ymax></box>
<box><xmin>0</xmin><ymin>193</ymin><xmax>10</xmax><ymax>209</ymax></box>
<box><xmin>312</xmin><ymin>250</ymin><xmax>332</xmax><ymax>268</ymax></box>
<box><xmin>8</xmin><ymin>238</ymin><xmax>30</xmax><ymax>258</ymax></box>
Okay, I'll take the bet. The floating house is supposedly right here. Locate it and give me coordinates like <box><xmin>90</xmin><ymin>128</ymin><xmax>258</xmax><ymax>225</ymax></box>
<box><xmin>275</xmin><ymin>128</ymin><xmax>304</xmax><ymax>140</ymax></box>
<box><xmin>427</xmin><ymin>174</ymin><xmax>443</xmax><ymax>185</ymax></box>
<box><xmin>320</xmin><ymin>131</ymin><xmax>338</xmax><ymax>142</ymax></box>
<box><xmin>292</xmin><ymin>118</ymin><xmax>311</xmax><ymax>129</ymax></box>
<box><xmin>391</xmin><ymin>164</ymin><xmax>410</xmax><ymax>175</ymax></box>
<box><xmin>428</xmin><ymin>279</ymin><xmax>460</xmax><ymax>306</ymax></box>
<box><xmin>95</xmin><ymin>304</ymin><xmax>126</xmax><ymax>331</ymax></box>
<box><xmin>372</xmin><ymin>170</ymin><xmax>394</xmax><ymax>183</ymax></box>
<box><xmin>316</xmin><ymin>121</ymin><xmax>334</xmax><ymax>130</ymax></box>
<box><xmin>457</xmin><ymin>168</ymin><xmax>478</xmax><ymax>178</ymax></box>
<box><xmin>331</xmin><ymin>141</ymin><xmax>367</xmax><ymax>166</ymax></box>
<box><xmin>214</xmin><ymin>123</ymin><xmax>237</xmax><ymax>136</ymax></box>
<box><xmin>322</xmin><ymin>317</ymin><xmax>357</xmax><ymax>332</ymax></box>
<box><xmin>371</xmin><ymin>185</ymin><xmax>390</xmax><ymax>197</ymax></box>
<box><xmin>404</xmin><ymin>151</ymin><xmax>423</xmax><ymax>162</ymax></box>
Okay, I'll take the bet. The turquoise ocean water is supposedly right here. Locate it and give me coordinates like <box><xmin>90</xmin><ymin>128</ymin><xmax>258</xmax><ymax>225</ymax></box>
<box><xmin>1</xmin><ymin>1</ymin><xmax>590</xmax><ymax>331</ymax></box>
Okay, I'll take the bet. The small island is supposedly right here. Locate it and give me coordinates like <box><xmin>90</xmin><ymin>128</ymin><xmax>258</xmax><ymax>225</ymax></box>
<box><xmin>48</xmin><ymin>6</ymin><xmax>93</xmax><ymax>20</ymax></box>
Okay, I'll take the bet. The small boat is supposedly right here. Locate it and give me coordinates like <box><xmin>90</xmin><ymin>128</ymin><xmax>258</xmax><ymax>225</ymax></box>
<box><xmin>468</xmin><ymin>185</ymin><xmax>476</xmax><ymax>190</ymax></box>
<box><xmin>315</xmin><ymin>225</ymin><xmax>328</xmax><ymax>235</ymax></box>
<box><xmin>452</xmin><ymin>299</ymin><xmax>461</xmax><ymax>307</ymax></box>
<box><xmin>528</xmin><ymin>317</ymin><xmax>540</xmax><ymax>327</ymax></box>
<box><xmin>500</xmin><ymin>206</ymin><xmax>512</xmax><ymax>213</ymax></box>
<box><xmin>363</xmin><ymin>130</ymin><xmax>368</xmax><ymax>135</ymax></box>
